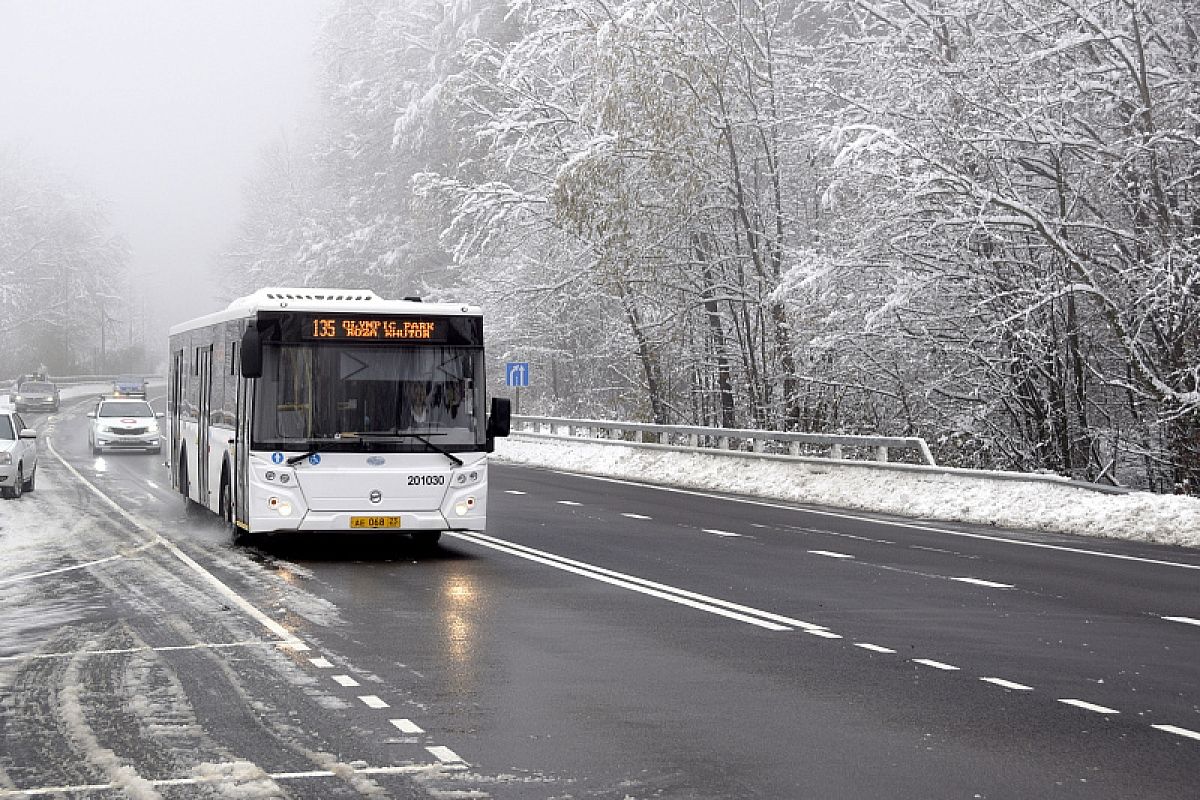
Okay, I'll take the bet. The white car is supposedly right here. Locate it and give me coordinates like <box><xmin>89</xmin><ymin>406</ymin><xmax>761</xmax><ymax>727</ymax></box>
<box><xmin>0</xmin><ymin>408</ymin><xmax>38</xmax><ymax>499</ymax></box>
<box><xmin>88</xmin><ymin>398</ymin><xmax>164</xmax><ymax>454</ymax></box>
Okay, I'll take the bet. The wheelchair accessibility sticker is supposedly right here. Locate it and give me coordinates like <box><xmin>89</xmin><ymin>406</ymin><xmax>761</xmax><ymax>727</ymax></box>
<box><xmin>308</xmin><ymin>453</ymin><xmax>321</xmax><ymax>465</ymax></box>
<box><xmin>271</xmin><ymin>452</ymin><xmax>285</xmax><ymax>464</ymax></box>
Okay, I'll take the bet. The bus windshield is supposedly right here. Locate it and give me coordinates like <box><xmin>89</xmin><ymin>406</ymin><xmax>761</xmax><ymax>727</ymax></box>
<box><xmin>251</xmin><ymin>343</ymin><xmax>485</xmax><ymax>451</ymax></box>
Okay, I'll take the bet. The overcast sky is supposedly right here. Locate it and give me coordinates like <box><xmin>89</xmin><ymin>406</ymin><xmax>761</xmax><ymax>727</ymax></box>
<box><xmin>0</xmin><ymin>0</ymin><xmax>333</xmax><ymax>335</ymax></box>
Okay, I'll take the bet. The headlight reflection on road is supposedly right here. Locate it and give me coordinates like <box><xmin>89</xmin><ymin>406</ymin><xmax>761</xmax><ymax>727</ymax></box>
<box><xmin>440</xmin><ymin>574</ymin><xmax>480</xmax><ymax>666</ymax></box>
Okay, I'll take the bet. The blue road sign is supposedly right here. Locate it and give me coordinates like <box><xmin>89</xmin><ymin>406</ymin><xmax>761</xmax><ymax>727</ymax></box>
<box><xmin>505</xmin><ymin>362</ymin><xmax>530</xmax><ymax>387</ymax></box>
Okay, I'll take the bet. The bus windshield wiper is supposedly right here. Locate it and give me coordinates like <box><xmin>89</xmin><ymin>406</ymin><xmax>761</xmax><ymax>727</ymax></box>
<box><xmin>350</xmin><ymin>430</ymin><xmax>464</xmax><ymax>467</ymax></box>
<box><xmin>286</xmin><ymin>445</ymin><xmax>325</xmax><ymax>466</ymax></box>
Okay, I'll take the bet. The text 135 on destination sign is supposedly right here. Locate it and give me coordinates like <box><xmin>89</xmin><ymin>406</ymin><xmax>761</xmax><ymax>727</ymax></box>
<box><xmin>306</xmin><ymin>317</ymin><xmax>441</xmax><ymax>340</ymax></box>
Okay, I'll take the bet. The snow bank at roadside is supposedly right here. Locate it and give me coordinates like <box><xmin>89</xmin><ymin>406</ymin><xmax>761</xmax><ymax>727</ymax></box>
<box><xmin>494</xmin><ymin>437</ymin><xmax>1200</xmax><ymax>549</ymax></box>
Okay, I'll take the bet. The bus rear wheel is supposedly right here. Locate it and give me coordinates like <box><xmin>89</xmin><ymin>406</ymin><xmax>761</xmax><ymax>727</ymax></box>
<box><xmin>178</xmin><ymin>452</ymin><xmax>199</xmax><ymax>516</ymax></box>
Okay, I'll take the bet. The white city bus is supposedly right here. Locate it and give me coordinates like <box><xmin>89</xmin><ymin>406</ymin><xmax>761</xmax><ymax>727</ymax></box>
<box><xmin>167</xmin><ymin>288</ymin><xmax>510</xmax><ymax>543</ymax></box>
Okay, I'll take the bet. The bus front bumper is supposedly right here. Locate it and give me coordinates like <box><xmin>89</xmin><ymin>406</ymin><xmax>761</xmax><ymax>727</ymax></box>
<box><xmin>247</xmin><ymin>509</ymin><xmax>487</xmax><ymax>534</ymax></box>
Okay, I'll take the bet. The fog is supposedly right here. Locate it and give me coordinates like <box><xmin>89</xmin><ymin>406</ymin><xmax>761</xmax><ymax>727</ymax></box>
<box><xmin>0</xmin><ymin>0</ymin><xmax>332</xmax><ymax>361</ymax></box>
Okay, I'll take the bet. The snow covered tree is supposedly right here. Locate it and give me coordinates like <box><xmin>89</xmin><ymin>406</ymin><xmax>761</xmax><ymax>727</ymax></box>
<box><xmin>814</xmin><ymin>0</ymin><xmax>1200</xmax><ymax>490</ymax></box>
<box><xmin>0</xmin><ymin>150</ymin><xmax>130</xmax><ymax>375</ymax></box>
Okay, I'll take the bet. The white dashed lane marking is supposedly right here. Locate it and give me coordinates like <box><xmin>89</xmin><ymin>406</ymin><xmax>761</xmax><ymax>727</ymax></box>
<box><xmin>621</xmin><ymin>513</ymin><xmax>651</xmax><ymax>520</ymax></box>
<box><xmin>309</xmin><ymin>657</ymin><xmax>334</xmax><ymax>669</ymax></box>
<box><xmin>332</xmin><ymin>675</ymin><xmax>360</xmax><ymax>687</ymax></box>
<box><xmin>1153</xmin><ymin>724</ymin><xmax>1200</xmax><ymax>741</ymax></box>
<box><xmin>504</xmin><ymin>490</ymin><xmax>527</xmax><ymax>495</ymax></box>
<box><xmin>1059</xmin><ymin>699</ymin><xmax>1120</xmax><ymax>714</ymax></box>
<box><xmin>390</xmin><ymin>719</ymin><xmax>424</xmax><ymax>735</ymax></box>
<box><xmin>556</xmin><ymin>500</ymin><xmax>582</xmax><ymax>506</ymax></box>
<box><xmin>358</xmin><ymin>695</ymin><xmax>389</xmax><ymax>709</ymax></box>
<box><xmin>702</xmin><ymin>529</ymin><xmax>741</xmax><ymax>537</ymax></box>
<box><xmin>980</xmin><ymin>677</ymin><xmax>1034</xmax><ymax>691</ymax></box>
<box><xmin>854</xmin><ymin>643</ymin><xmax>896</xmax><ymax>654</ymax></box>
<box><xmin>806</xmin><ymin>629</ymin><xmax>843</xmax><ymax>639</ymax></box>
<box><xmin>809</xmin><ymin>550</ymin><xmax>854</xmax><ymax>559</ymax></box>
<box><xmin>913</xmin><ymin>659</ymin><xmax>960</xmax><ymax>671</ymax></box>
<box><xmin>952</xmin><ymin>577</ymin><xmax>1014</xmax><ymax>589</ymax></box>
<box><xmin>1162</xmin><ymin>616</ymin><xmax>1200</xmax><ymax>627</ymax></box>
<box><xmin>426</xmin><ymin>746</ymin><xmax>466</xmax><ymax>764</ymax></box>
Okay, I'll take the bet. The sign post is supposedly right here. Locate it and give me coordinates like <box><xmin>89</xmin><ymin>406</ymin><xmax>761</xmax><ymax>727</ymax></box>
<box><xmin>505</xmin><ymin>362</ymin><xmax>529</xmax><ymax>415</ymax></box>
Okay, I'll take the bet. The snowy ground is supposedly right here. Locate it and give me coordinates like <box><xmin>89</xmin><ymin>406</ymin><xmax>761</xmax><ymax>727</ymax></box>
<box><xmin>495</xmin><ymin>436</ymin><xmax>1200</xmax><ymax>549</ymax></box>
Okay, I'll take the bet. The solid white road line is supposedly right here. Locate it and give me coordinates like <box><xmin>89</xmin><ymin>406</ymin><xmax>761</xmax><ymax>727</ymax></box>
<box><xmin>912</xmin><ymin>659</ymin><xmax>959</xmax><ymax>671</ymax></box>
<box><xmin>332</xmin><ymin>675</ymin><xmax>360</xmax><ymax>687</ymax></box>
<box><xmin>0</xmin><ymin>640</ymin><xmax>277</xmax><ymax>664</ymax></box>
<box><xmin>952</xmin><ymin>577</ymin><xmax>1015</xmax><ymax>589</ymax></box>
<box><xmin>809</xmin><ymin>550</ymin><xmax>854</xmax><ymax>559</ymax></box>
<box><xmin>1058</xmin><ymin>699</ymin><xmax>1120</xmax><ymax>714</ymax></box>
<box><xmin>448</xmin><ymin>531</ymin><xmax>826</xmax><ymax>632</ymax></box>
<box><xmin>980</xmin><ymin>677</ymin><xmax>1034</xmax><ymax>691</ymax></box>
<box><xmin>0</xmin><ymin>763</ymin><xmax>460</xmax><ymax>796</ymax></box>
<box><xmin>426</xmin><ymin>746</ymin><xmax>466</xmax><ymax>764</ymax></box>
<box><xmin>854</xmin><ymin>643</ymin><xmax>896</xmax><ymax>654</ymax></box>
<box><xmin>0</xmin><ymin>540</ymin><xmax>161</xmax><ymax>586</ymax></box>
<box><xmin>44</xmin><ymin>436</ymin><xmax>310</xmax><ymax>652</ymax></box>
<box><xmin>1162</xmin><ymin>616</ymin><xmax>1200</xmax><ymax>627</ymax></box>
<box><xmin>358</xmin><ymin>695</ymin><xmax>389</xmax><ymax>709</ymax></box>
<box><xmin>390</xmin><ymin>719</ymin><xmax>425</xmax><ymax>735</ymax></box>
<box><xmin>1152</xmin><ymin>724</ymin><xmax>1200</xmax><ymax>741</ymax></box>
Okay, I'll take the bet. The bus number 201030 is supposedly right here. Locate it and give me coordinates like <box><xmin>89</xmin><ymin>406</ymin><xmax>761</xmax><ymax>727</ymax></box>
<box><xmin>408</xmin><ymin>475</ymin><xmax>446</xmax><ymax>486</ymax></box>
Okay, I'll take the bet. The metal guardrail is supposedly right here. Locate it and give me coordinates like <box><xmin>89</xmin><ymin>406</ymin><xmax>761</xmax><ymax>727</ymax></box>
<box><xmin>509</xmin><ymin>415</ymin><xmax>1133</xmax><ymax>495</ymax></box>
<box><xmin>4</xmin><ymin>375</ymin><xmax>163</xmax><ymax>388</ymax></box>
<box><xmin>512</xmin><ymin>415</ymin><xmax>937</xmax><ymax>465</ymax></box>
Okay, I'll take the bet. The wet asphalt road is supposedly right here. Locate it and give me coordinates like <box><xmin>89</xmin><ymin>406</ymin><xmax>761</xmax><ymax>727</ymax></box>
<box><xmin>1</xmin><ymin>388</ymin><xmax>1198</xmax><ymax>798</ymax></box>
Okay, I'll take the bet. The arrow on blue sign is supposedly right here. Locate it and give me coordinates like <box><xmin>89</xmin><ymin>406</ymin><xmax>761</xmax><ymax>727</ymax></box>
<box><xmin>505</xmin><ymin>362</ymin><xmax>529</xmax><ymax>387</ymax></box>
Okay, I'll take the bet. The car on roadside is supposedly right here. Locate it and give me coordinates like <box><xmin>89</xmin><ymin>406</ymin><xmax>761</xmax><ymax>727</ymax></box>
<box><xmin>87</xmin><ymin>397</ymin><xmax>163</xmax><ymax>454</ymax></box>
<box><xmin>0</xmin><ymin>408</ymin><xmax>38</xmax><ymax>499</ymax></box>
<box><xmin>12</xmin><ymin>380</ymin><xmax>60</xmax><ymax>413</ymax></box>
<box><xmin>111</xmin><ymin>375</ymin><xmax>148</xmax><ymax>398</ymax></box>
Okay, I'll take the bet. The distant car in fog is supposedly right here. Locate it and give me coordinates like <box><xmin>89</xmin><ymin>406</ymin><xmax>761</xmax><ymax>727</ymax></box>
<box><xmin>12</xmin><ymin>381</ymin><xmax>60</xmax><ymax>413</ymax></box>
<box><xmin>111</xmin><ymin>375</ymin><xmax>147</xmax><ymax>398</ymax></box>
<box><xmin>8</xmin><ymin>372</ymin><xmax>49</xmax><ymax>403</ymax></box>
<box><xmin>0</xmin><ymin>408</ymin><xmax>37</xmax><ymax>499</ymax></box>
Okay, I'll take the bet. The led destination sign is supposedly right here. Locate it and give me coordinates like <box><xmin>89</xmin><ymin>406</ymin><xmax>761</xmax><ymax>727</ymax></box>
<box><xmin>301</xmin><ymin>315</ymin><xmax>448</xmax><ymax>342</ymax></box>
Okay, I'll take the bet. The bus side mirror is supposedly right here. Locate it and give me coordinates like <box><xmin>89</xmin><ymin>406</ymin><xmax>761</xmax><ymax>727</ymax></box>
<box><xmin>241</xmin><ymin>326</ymin><xmax>263</xmax><ymax>379</ymax></box>
<box><xmin>487</xmin><ymin>397</ymin><xmax>511</xmax><ymax>440</ymax></box>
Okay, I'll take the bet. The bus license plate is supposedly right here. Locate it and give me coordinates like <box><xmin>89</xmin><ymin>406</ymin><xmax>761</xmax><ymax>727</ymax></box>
<box><xmin>350</xmin><ymin>516</ymin><xmax>402</xmax><ymax>529</ymax></box>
